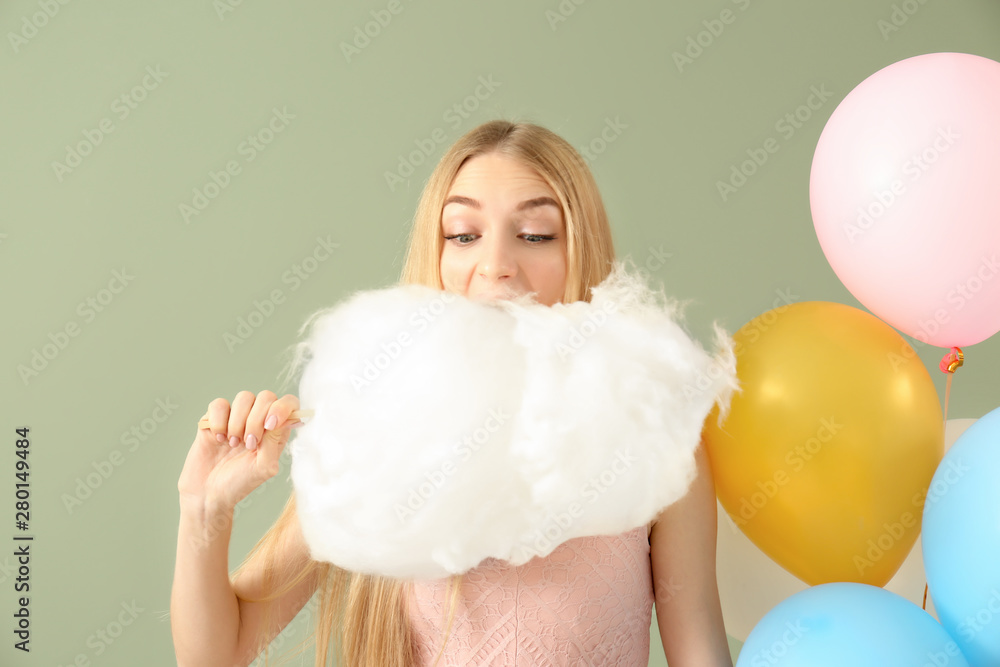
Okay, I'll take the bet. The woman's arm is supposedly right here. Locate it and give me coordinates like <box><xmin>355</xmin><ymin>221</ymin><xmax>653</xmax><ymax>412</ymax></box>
<box><xmin>171</xmin><ymin>496</ymin><xmax>242</xmax><ymax>667</ymax></box>
<box><xmin>171</xmin><ymin>392</ymin><xmax>308</xmax><ymax>667</ymax></box>
<box><xmin>649</xmin><ymin>441</ymin><xmax>733</xmax><ymax>667</ymax></box>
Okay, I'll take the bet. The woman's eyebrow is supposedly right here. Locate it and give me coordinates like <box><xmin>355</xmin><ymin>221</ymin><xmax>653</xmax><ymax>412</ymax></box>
<box><xmin>443</xmin><ymin>195</ymin><xmax>560</xmax><ymax>212</ymax></box>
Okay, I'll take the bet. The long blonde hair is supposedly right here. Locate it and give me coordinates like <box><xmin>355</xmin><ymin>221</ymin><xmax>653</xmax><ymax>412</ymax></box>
<box><xmin>234</xmin><ymin>118</ymin><xmax>618</xmax><ymax>667</ymax></box>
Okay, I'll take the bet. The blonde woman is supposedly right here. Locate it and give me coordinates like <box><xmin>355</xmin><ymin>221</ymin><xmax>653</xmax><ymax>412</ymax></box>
<box><xmin>170</xmin><ymin>120</ymin><xmax>733</xmax><ymax>667</ymax></box>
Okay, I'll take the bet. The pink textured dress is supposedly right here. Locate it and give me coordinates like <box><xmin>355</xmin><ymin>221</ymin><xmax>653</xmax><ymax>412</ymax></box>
<box><xmin>405</xmin><ymin>524</ymin><xmax>655</xmax><ymax>666</ymax></box>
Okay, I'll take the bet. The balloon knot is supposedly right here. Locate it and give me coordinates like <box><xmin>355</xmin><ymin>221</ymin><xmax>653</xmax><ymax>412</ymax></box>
<box><xmin>938</xmin><ymin>347</ymin><xmax>964</xmax><ymax>374</ymax></box>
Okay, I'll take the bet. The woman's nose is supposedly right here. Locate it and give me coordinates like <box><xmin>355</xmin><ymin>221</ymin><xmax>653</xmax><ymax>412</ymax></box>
<box><xmin>478</xmin><ymin>234</ymin><xmax>517</xmax><ymax>282</ymax></box>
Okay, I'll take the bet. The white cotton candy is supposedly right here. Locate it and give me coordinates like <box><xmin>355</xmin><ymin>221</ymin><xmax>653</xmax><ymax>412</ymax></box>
<box><xmin>287</xmin><ymin>259</ymin><xmax>740</xmax><ymax>580</ymax></box>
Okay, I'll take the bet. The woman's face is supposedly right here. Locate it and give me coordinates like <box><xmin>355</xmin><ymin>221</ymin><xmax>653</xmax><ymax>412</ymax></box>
<box><xmin>439</xmin><ymin>152</ymin><xmax>568</xmax><ymax>306</ymax></box>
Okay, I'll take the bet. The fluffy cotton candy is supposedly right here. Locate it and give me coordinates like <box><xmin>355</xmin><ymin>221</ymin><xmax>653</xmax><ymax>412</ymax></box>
<box><xmin>287</xmin><ymin>259</ymin><xmax>740</xmax><ymax>580</ymax></box>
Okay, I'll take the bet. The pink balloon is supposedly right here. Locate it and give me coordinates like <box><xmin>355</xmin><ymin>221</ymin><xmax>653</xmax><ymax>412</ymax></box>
<box><xmin>810</xmin><ymin>52</ymin><xmax>1000</xmax><ymax>348</ymax></box>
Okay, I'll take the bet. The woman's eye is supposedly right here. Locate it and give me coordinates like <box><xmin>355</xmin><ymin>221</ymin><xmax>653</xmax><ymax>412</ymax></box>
<box><xmin>444</xmin><ymin>234</ymin><xmax>557</xmax><ymax>244</ymax></box>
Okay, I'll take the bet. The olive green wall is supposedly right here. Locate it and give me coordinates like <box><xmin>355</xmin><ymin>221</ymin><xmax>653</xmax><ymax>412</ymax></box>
<box><xmin>2</xmin><ymin>1</ymin><xmax>998</xmax><ymax>664</ymax></box>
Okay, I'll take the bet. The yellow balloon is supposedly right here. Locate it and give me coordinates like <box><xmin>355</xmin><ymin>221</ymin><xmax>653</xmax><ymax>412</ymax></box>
<box><xmin>702</xmin><ymin>301</ymin><xmax>943</xmax><ymax>586</ymax></box>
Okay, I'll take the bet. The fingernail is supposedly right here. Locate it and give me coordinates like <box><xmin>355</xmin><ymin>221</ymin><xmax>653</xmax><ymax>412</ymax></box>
<box><xmin>264</xmin><ymin>415</ymin><xmax>277</xmax><ymax>430</ymax></box>
<box><xmin>216</xmin><ymin>433</ymin><xmax>226</xmax><ymax>443</ymax></box>
<box><xmin>290</xmin><ymin>422</ymin><xmax>305</xmax><ymax>429</ymax></box>
<box><xmin>230</xmin><ymin>436</ymin><xmax>239</xmax><ymax>447</ymax></box>
<box><xmin>245</xmin><ymin>433</ymin><xmax>257</xmax><ymax>449</ymax></box>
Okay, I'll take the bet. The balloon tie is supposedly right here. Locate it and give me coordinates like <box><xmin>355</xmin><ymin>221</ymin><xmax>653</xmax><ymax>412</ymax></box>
<box><xmin>939</xmin><ymin>346</ymin><xmax>964</xmax><ymax>374</ymax></box>
<box><xmin>923</xmin><ymin>347</ymin><xmax>963</xmax><ymax>611</ymax></box>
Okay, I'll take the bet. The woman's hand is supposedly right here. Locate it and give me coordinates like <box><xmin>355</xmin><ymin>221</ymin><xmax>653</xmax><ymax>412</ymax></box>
<box><xmin>177</xmin><ymin>391</ymin><xmax>301</xmax><ymax>513</ymax></box>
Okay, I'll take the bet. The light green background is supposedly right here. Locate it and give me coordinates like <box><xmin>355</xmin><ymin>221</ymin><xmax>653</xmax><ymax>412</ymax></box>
<box><xmin>2</xmin><ymin>0</ymin><xmax>999</xmax><ymax>665</ymax></box>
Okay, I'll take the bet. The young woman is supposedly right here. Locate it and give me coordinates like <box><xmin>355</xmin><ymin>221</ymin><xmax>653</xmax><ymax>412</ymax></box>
<box><xmin>171</xmin><ymin>120</ymin><xmax>733</xmax><ymax>667</ymax></box>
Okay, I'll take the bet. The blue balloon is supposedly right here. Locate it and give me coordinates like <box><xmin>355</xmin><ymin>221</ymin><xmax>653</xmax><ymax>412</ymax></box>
<box><xmin>923</xmin><ymin>405</ymin><xmax>1000</xmax><ymax>667</ymax></box>
<box><xmin>736</xmin><ymin>583</ymin><xmax>969</xmax><ymax>667</ymax></box>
